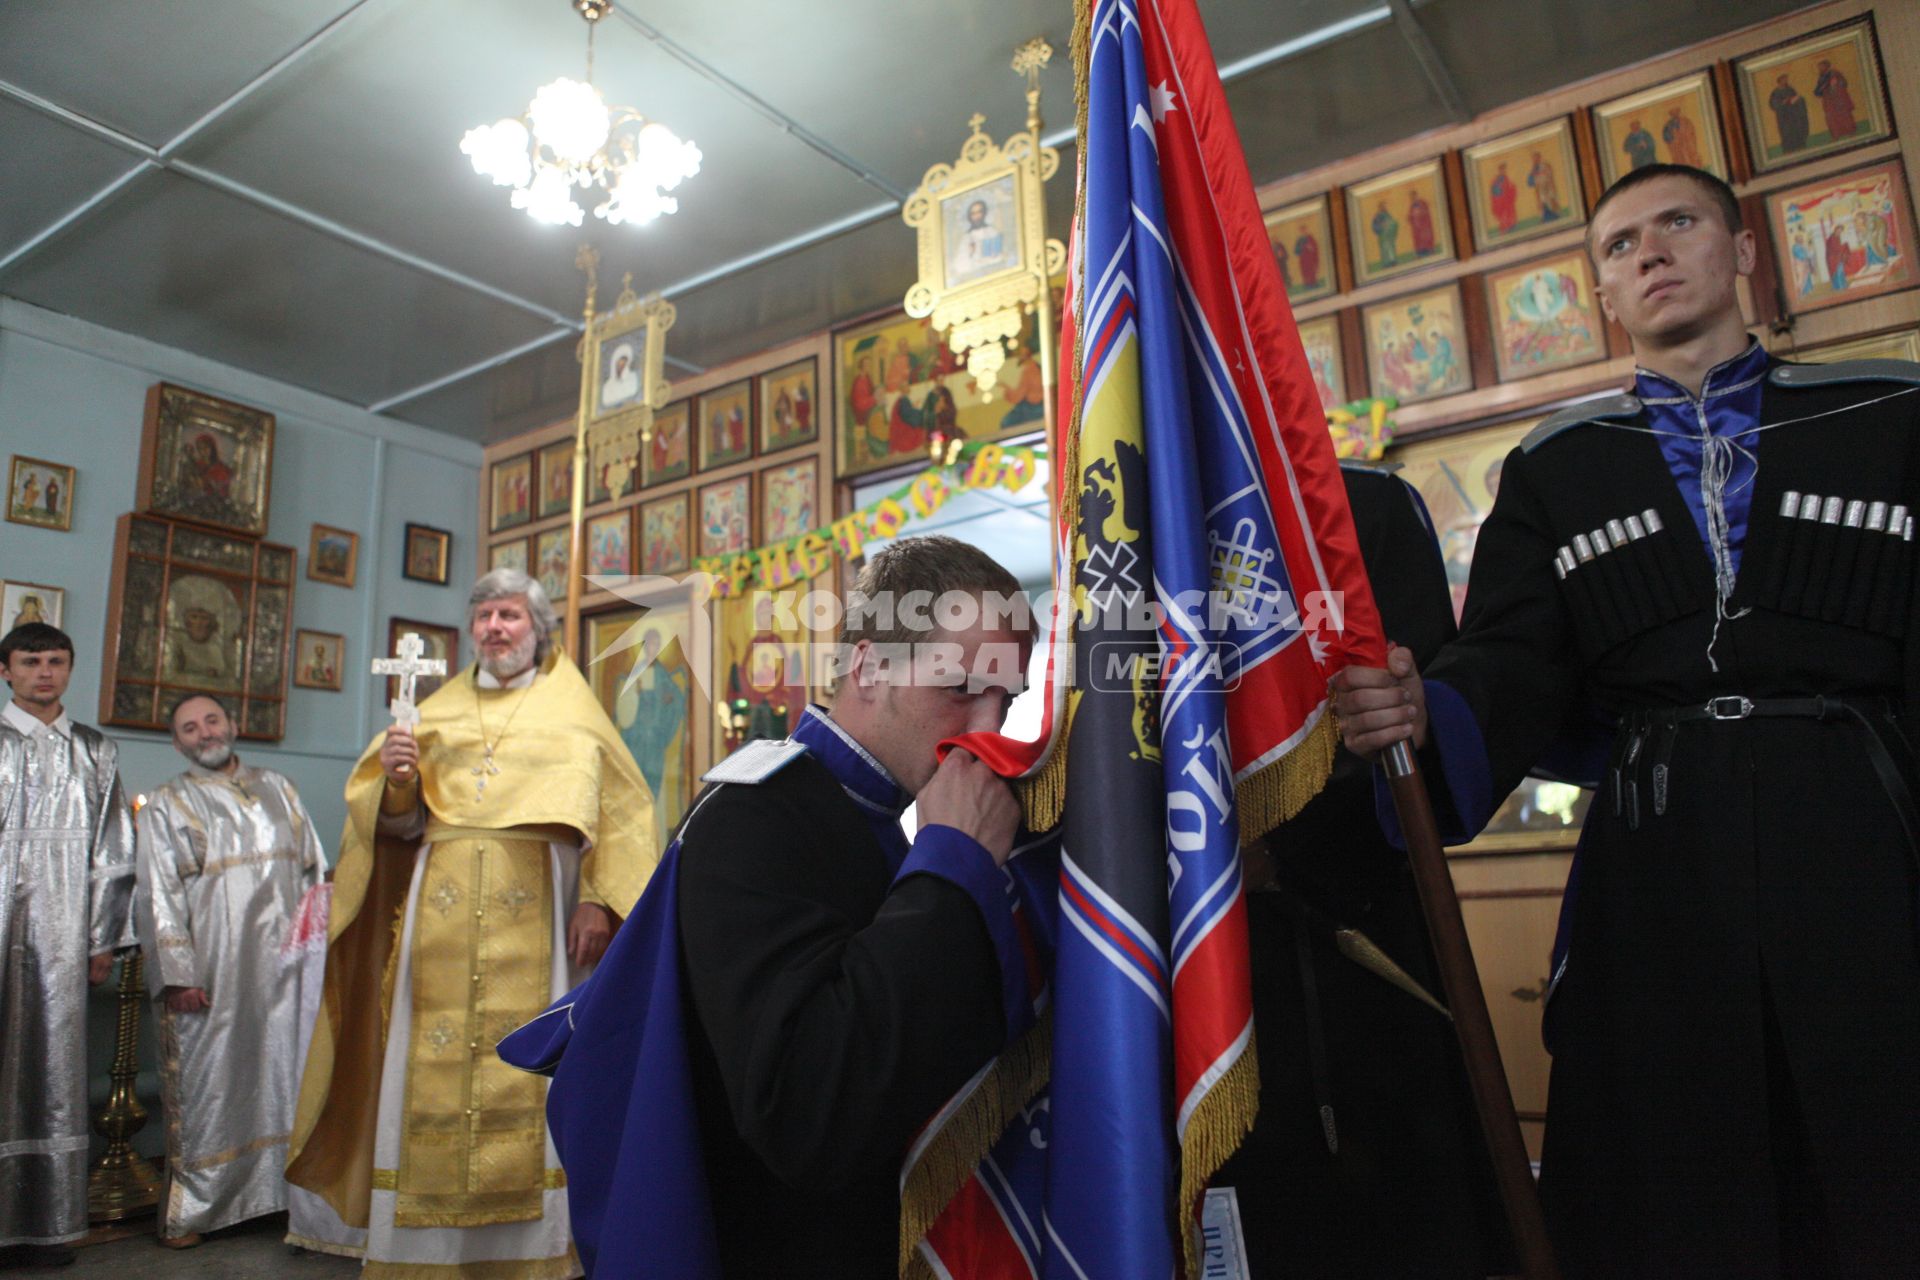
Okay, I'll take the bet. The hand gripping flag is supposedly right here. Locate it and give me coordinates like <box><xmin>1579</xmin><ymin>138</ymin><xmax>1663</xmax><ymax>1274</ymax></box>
<box><xmin>904</xmin><ymin>0</ymin><xmax>1387</xmax><ymax>1274</ymax></box>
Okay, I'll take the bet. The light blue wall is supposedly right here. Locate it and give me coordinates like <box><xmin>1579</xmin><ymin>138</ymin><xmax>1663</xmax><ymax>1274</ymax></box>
<box><xmin>0</xmin><ymin>297</ymin><xmax>481</xmax><ymax>837</ymax></box>
<box><xmin>0</xmin><ymin>297</ymin><xmax>483</xmax><ymax>1161</ymax></box>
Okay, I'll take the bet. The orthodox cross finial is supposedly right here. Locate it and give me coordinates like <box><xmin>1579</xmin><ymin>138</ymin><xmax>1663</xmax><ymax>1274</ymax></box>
<box><xmin>1012</xmin><ymin>36</ymin><xmax>1054</xmax><ymax>86</ymax></box>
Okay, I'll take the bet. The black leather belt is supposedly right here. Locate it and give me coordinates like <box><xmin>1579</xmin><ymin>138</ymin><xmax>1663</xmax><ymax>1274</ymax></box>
<box><xmin>1613</xmin><ymin>695</ymin><xmax>1919</xmax><ymax>860</ymax></box>
<box><xmin>1648</xmin><ymin>694</ymin><xmax>1860</xmax><ymax>724</ymax></box>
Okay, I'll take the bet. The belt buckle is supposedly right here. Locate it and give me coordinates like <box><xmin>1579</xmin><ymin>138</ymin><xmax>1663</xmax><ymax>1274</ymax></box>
<box><xmin>1707</xmin><ymin>695</ymin><xmax>1754</xmax><ymax>720</ymax></box>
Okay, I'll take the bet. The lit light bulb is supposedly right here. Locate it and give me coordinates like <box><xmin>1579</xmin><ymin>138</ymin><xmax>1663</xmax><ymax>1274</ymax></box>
<box><xmin>527</xmin><ymin>77</ymin><xmax>611</xmax><ymax>167</ymax></box>
<box><xmin>460</xmin><ymin>119</ymin><xmax>532</xmax><ymax>188</ymax></box>
<box><xmin>599</xmin><ymin>169</ymin><xmax>674</xmax><ymax>226</ymax></box>
<box><xmin>513</xmin><ymin>165</ymin><xmax>584</xmax><ymax>227</ymax></box>
<box><xmin>635</xmin><ymin>121</ymin><xmax>702</xmax><ymax>190</ymax></box>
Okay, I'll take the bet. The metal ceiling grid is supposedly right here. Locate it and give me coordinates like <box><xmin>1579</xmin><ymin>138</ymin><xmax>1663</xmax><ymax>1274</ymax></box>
<box><xmin>0</xmin><ymin>0</ymin><xmax>1818</xmax><ymax>442</ymax></box>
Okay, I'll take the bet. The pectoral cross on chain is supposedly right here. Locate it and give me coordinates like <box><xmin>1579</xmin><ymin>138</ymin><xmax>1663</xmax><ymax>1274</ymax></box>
<box><xmin>471</xmin><ymin>744</ymin><xmax>500</xmax><ymax>798</ymax></box>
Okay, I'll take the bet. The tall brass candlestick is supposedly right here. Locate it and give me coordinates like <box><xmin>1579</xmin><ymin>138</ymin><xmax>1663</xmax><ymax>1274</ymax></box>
<box><xmin>88</xmin><ymin>951</ymin><xmax>160</xmax><ymax>1222</ymax></box>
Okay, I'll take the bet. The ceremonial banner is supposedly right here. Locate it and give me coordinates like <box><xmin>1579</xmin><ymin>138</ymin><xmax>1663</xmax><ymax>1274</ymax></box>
<box><xmin>907</xmin><ymin>0</ymin><xmax>1386</xmax><ymax>1274</ymax></box>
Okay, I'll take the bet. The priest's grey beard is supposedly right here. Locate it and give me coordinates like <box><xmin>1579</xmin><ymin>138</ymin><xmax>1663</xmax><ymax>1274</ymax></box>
<box><xmin>479</xmin><ymin>631</ymin><xmax>538</xmax><ymax>682</ymax></box>
<box><xmin>189</xmin><ymin>735</ymin><xmax>234</xmax><ymax>770</ymax></box>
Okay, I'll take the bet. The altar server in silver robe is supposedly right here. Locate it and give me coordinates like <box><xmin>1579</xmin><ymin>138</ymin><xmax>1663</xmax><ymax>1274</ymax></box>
<box><xmin>0</xmin><ymin>623</ymin><xmax>137</xmax><ymax>1262</ymax></box>
<box><xmin>136</xmin><ymin>694</ymin><xmax>326</xmax><ymax>1247</ymax></box>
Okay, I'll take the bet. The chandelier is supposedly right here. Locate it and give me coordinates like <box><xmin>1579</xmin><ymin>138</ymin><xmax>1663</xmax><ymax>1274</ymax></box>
<box><xmin>460</xmin><ymin>0</ymin><xmax>701</xmax><ymax>228</ymax></box>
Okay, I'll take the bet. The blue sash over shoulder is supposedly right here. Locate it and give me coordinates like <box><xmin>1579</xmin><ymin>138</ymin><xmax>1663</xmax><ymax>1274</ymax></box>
<box><xmin>498</xmin><ymin>834</ymin><xmax>718</xmax><ymax>1279</ymax></box>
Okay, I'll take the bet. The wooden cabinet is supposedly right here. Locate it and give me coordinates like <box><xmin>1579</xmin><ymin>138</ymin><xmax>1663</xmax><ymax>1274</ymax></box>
<box><xmin>1450</xmin><ymin>846</ymin><xmax>1575</xmax><ymax>1165</ymax></box>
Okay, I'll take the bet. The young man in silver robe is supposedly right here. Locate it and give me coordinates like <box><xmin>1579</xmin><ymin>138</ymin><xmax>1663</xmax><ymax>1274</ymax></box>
<box><xmin>135</xmin><ymin>694</ymin><xmax>327</xmax><ymax>1248</ymax></box>
<box><xmin>0</xmin><ymin>623</ymin><xmax>137</xmax><ymax>1267</ymax></box>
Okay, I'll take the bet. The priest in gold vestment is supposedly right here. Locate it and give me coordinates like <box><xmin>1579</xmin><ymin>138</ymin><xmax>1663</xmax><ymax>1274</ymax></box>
<box><xmin>288</xmin><ymin>570</ymin><xmax>656</xmax><ymax>1279</ymax></box>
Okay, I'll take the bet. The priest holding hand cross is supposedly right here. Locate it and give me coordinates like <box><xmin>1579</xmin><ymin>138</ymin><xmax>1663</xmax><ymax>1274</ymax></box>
<box><xmin>288</xmin><ymin>569</ymin><xmax>658</xmax><ymax>1280</ymax></box>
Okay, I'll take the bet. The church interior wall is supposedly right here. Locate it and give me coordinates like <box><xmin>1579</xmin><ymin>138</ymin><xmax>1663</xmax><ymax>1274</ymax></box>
<box><xmin>6</xmin><ymin>0</ymin><xmax>1887</xmax><ymax>1185</ymax></box>
<box><xmin>0</xmin><ymin>295</ymin><xmax>482</xmax><ymax>1161</ymax></box>
<box><xmin>474</xmin><ymin>0</ymin><xmax>1920</xmax><ymax>1166</ymax></box>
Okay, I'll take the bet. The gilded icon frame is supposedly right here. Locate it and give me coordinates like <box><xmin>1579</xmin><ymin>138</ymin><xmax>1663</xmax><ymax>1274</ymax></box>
<box><xmin>1360</xmin><ymin>282</ymin><xmax>1473</xmax><ymax>407</ymax></box>
<box><xmin>1590</xmin><ymin>72</ymin><xmax>1729</xmax><ymax>190</ymax></box>
<box><xmin>402</xmin><ymin>522</ymin><xmax>451</xmax><ymax>585</ymax></box>
<box><xmin>6</xmin><ymin>455</ymin><xmax>75</xmax><ymax>532</ymax></box>
<box><xmin>101</xmin><ymin>513</ymin><xmax>295</xmax><ymax>740</ymax></box>
<box><xmin>1765</xmin><ymin>157</ymin><xmax>1919</xmax><ymax>316</ymax></box>
<box><xmin>292</xmin><ymin>629</ymin><xmax>346</xmax><ymax>692</ymax></box>
<box><xmin>1462</xmin><ymin>118</ymin><xmax>1587</xmax><ymax>252</ymax></box>
<box><xmin>1735</xmin><ymin>17</ymin><xmax>1893</xmax><ymax>175</ymax></box>
<box><xmin>1344</xmin><ymin>158</ymin><xmax>1457</xmax><ymax>287</ymax></box>
<box><xmin>1264</xmin><ymin>195</ymin><xmax>1338</xmax><ymax>305</ymax></box>
<box><xmin>137</xmin><ymin>383</ymin><xmax>275</xmax><ymax>538</ymax></box>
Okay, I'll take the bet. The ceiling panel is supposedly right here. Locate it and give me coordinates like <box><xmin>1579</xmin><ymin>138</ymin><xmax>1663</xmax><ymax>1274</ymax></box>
<box><xmin>634</xmin><ymin>0</ymin><xmax>1390</xmax><ymax>197</ymax></box>
<box><xmin>1227</xmin><ymin>21</ymin><xmax>1452</xmax><ymax>185</ymax></box>
<box><xmin>0</xmin><ymin>99</ymin><xmax>147</xmax><ymax>254</ymax></box>
<box><xmin>390</xmin><ymin>336</ymin><xmax>581</xmax><ymax>443</ymax></box>
<box><xmin>1194</xmin><ymin>0</ymin><xmax>1393</xmax><ymax>66</ymax></box>
<box><xmin>0</xmin><ymin>0</ymin><xmax>1833</xmax><ymax>446</ymax></box>
<box><xmin>178</xmin><ymin>0</ymin><xmax>892</xmax><ymax>318</ymax></box>
<box><xmin>1422</xmin><ymin>0</ymin><xmax>1810</xmax><ymax>119</ymax></box>
<box><xmin>2</xmin><ymin>171</ymin><xmax>560</xmax><ymax>408</ymax></box>
<box><xmin>612</xmin><ymin>0</ymin><xmax>1076</xmax><ymax>196</ymax></box>
<box><xmin>0</xmin><ymin>0</ymin><xmax>357</xmax><ymax>148</ymax></box>
<box><xmin>391</xmin><ymin>144</ymin><xmax>1079</xmax><ymax>442</ymax></box>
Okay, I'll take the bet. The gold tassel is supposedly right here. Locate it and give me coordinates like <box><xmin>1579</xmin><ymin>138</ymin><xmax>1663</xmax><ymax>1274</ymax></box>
<box><xmin>897</xmin><ymin>1014</ymin><xmax>1054</xmax><ymax>1277</ymax></box>
<box><xmin>1235</xmin><ymin>711</ymin><xmax>1338</xmax><ymax>847</ymax></box>
<box><xmin>1016</xmin><ymin>751</ymin><xmax>1069</xmax><ymax>832</ymax></box>
<box><xmin>1177</xmin><ymin>1043</ymin><xmax>1262</xmax><ymax>1280</ymax></box>
<box><xmin>1334</xmin><ymin>928</ymin><xmax>1452</xmax><ymax>1020</ymax></box>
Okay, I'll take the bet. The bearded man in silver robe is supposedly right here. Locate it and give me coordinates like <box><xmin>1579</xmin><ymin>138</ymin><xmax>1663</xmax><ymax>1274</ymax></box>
<box><xmin>0</xmin><ymin>623</ymin><xmax>137</xmax><ymax>1265</ymax></box>
<box><xmin>136</xmin><ymin>694</ymin><xmax>326</xmax><ymax>1248</ymax></box>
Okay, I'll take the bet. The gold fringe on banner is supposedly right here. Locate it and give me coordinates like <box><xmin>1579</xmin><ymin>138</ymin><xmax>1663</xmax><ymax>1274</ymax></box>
<box><xmin>1178</xmin><ymin>1044</ymin><xmax>1263</xmax><ymax>1280</ymax></box>
<box><xmin>1234</xmin><ymin>711</ymin><xmax>1339</xmax><ymax>848</ymax></box>
<box><xmin>1014</xmin><ymin>687</ymin><xmax>1075</xmax><ymax>832</ymax></box>
<box><xmin>1172</xmin><ymin>717</ymin><xmax>1335</xmax><ymax>1277</ymax></box>
<box><xmin>897</xmin><ymin>1013</ymin><xmax>1054</xmax><ymax>1278</ymax></box>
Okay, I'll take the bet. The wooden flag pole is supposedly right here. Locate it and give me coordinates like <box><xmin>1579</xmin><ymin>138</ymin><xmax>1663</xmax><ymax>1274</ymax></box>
<box><xmin>1383</xmin><ymin>740</ymin><xmax>1563</xmax><ymax>1280</ymax></box>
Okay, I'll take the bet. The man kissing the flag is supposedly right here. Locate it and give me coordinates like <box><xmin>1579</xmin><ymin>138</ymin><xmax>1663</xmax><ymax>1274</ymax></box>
<box><xmin>500</xmin><ymin>537</ymin><xmax>1054</xmax><ymax>1279</ymax></box>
